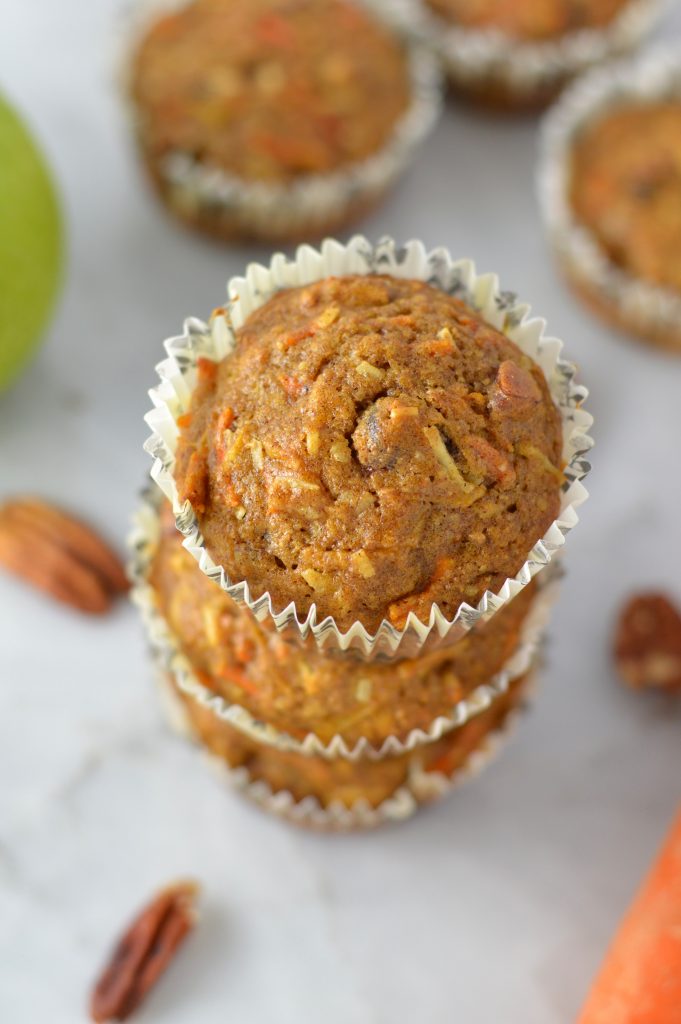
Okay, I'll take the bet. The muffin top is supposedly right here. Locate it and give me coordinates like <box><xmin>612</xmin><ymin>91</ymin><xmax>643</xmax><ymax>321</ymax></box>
<box><xmin>130</xmin><ymin>0</ymin><xmax>410</xmax><ymax>185</ymax></box>
<box><xmin>174</xmin><ymin>274</ymin><xmax>563</xmax><ymax>632</ymax></box>
<box><xmin>424</xmin><ymin>0</ymin><xmax>630</xmax><ymax>40</ymax></box>
<box><xmin>570</xmin><ymin>101</ymin><xmax>681</xmax><ymax>293</ymax></box>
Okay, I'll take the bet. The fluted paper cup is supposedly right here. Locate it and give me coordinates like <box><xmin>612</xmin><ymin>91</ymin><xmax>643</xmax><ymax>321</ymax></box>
<box><xmin>376</xmin><ymin>0</ymin><xmax>665</xmax><ymax>109</ymax></box>
<box><xmin>130</xmin><ymin>482</ymin><xmax>559</xmax><ymax>760</ymax></box>
<box><xmin>119</xmin><ymin>0</ymin><xmax>441</xmax><ymax>243</ymax></box>
<box><xmin>145</xmin><ymin>235</ymin><xmax>592</xmax><ymax>660</ymax></box>
<box><xmin>155</xmin><ymin>662</ymin><xmax>537</xmax><ymax>831</ymax></box>
<box><xmin>538</xmin><ymin>47</ymin><xmax>681</xmax><ymax>353</ymax></box>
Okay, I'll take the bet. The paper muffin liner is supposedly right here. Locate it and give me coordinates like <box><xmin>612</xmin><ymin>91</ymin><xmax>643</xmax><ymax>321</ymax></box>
<box><xmin>130</xmin><ymin>481</ymin><xmax>559</xmax><ymax>760</ymax></box>
<box><xmin>144</xmin><ymin>234</ymin><xmax>592</xmax><ymax>660</ymax></box>
<box><xmin>538</xmin><ymin>47</ymin><xmax>681</xmax><ymax>352</ymax></box>
<box><xmin>119</xmin><ymin>0</ymin><xmax>441</xmax><ymax>242</ymax></box>
<box><xmin>154</xmin><ymin>661</ymin><xmax>538</xmax><ymax>831</ymax></box>
<box><xmin>374</xmin><ymin>0</ymin><xmax>665</xmax><ymax>106</ymax></box>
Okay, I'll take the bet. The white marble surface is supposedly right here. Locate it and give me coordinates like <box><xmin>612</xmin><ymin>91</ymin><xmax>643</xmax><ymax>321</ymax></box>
<box><xmin>2</xmin><ymin>3</ymin><xmax>681</xmax><ymax>1021</ymax></box>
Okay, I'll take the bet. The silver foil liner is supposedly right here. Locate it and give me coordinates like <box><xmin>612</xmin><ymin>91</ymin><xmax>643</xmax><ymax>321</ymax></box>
<box><xmin>144</xmin><ymin>235</ymin><xmax>592</xmax><ymax>660</ymax></box>
<box><xmin>376</xmin><ymin>0</ymin><xmax>665</xmax><ymax>106</ymax></box>
<box><xmin>154</xmin><ymin>661</ymin><xmax>538</xmax><ymax>831</ymax></box>
<box><xmin>119</xmin><ymin>0</ymin><xmax>442</xmax><ymax>241</ymax></box>
<box><xmin>538</xmin><ymin>47</ymin><xmax>681</xmax><ymax>352</ymax></box>
<box><xmin>130</xmin><ymin>483</ymin><xmax>560</xmax><ymax>760</ymax></box>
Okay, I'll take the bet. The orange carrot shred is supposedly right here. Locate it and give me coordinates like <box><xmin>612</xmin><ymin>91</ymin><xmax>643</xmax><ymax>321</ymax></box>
<box><xmin>216</xmin><ymin>664</ymin><xmax>259</xmax><ymax>696</ymax></box>
<box><xmin>217</xmin><ymin>407</ymin><xmax>234</xmax><ymax>432</ymax></box>
<box><xmin>279</xmin><ymin>374</ymin><xmax>306</xmax><ymax>398</ymax></box>
<box><xmin>197</xmin><ymin>357</ymin><xmax>217</xmax><ymax>383</ymax></box>
<box><xmin>176</xmin><ymin>413</ymin><xmax>192</xmax><ymax>429</ymax></box>
<box><xmin>223</xmin><ymin>482</ymin><xmax>241</xmax><ymax>508</ymax></box>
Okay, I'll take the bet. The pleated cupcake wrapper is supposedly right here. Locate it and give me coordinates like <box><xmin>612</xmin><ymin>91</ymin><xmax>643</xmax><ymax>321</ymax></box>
<box><xmin>130</xmin><ymin>481</ymin><xmax>559</xmax><ymax>760</ymax></box>
<box><xmin>154</xmin><ymin>662</ymin><xmax>538</xmax><ymax>831</ymax></box>
<box><xmin>144</xmin><ymin>234</ymin><xmax>592</xmax><ymax>660</ymax></box>
<box><xmin>538</xmin><ymin>47</ymin><xmax>681</xmax><ymax>348</ymax></box>
<box><xmin>375</xmin><ymin>0</ymin><xmax>664</xmax><ymax>102</ymax></box>
<box><xmin>119</xmin><ymin>0</ymin><xmax>442</xmax><ymax>240</ymax></box>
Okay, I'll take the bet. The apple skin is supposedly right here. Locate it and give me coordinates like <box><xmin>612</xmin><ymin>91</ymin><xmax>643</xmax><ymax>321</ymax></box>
<box><xmin>0</xmin><ymin>93</ymin><xmax>63</xmax><ymax>392</ymax></box>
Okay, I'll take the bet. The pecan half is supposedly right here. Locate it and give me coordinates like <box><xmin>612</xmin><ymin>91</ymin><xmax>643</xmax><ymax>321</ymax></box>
<box><xmin>0</xmin><ymin>497</ymin><xmax>128</xmax><ymax>614</ymax></box>
<box><xmin>490</xmin><ymin>360</ymin><xmax>542</xmax><ymax>414</ymax></box>
<box><xmin>90</xmin><ymin>881</ymin><xmax>199</xmax><ymax>1023</ymax></box>
<box><xmin>613</xmin><ymin>592</ymin><xmax>681</xmax><ymax>693</ymax></box>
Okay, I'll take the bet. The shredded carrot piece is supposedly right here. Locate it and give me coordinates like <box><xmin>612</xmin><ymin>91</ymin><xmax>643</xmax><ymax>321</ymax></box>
<box><xmin>234</xmin><ymin>637</ymin><xmax>256</xmax><ymax>665</ymax></box>
<box><xmin>388</xmin><ymin>557</ymin><xmax>455</xmax><ymax>628</ymax></box>
<box><xmin>279</xmin><ymin>374</ymin><xmax>306</xmax><ymax>398</ymax></box>
<box><xmin>223</xmin><ymin>481</ymin><xmax>242</xmax><ymax>509</ymax></box>
<box><xmin>424</xmin><ymin>338</ymin><xmax>456</xmax><ymax>355</ymax></box>
<box><xmin>216</xmin><ymin>664</ymin><xmax>259</xmax><ymax>696</ymax></box>
<box><xmin>197</xmin><ymin>357</ymin><xmax>217</xmax><ymax>383</ymax></box>
<box><xmin>176</xmin><ymin>413</ymin><xmax>192</xmax><ymax>429</ymax></box>
<box><xmin>254</xmin><ymin>12</ymin><xmax>295</xmax><ymax>48</ymax></box>
<box><xmin>217</xmin><ymin>406</ymin><xmax>234</xmax><ymax>432</ymax></box>
<box><xmin>280</xmin><ymin>324</ymin><xmax>317</xmax><ymax>350</ymax></box>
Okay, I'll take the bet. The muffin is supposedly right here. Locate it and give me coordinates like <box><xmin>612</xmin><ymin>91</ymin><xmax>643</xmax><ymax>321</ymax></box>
<box><xmin>140</xmin><ymin>237</ymin><xmax>591</xmax><ymax>827</ymax></box>
<box><xmin>146</xmin><ymin>236</ymin><xmax>592</xmax><ymax>660</ymax></box>
<box><xmin>160</xmin><ymin>665</ymin><xmax>532</xmax><ymax>816</ymax></box>
<box><xmin>391</xmin><ymin>0</ymin><xmax>662</xmax><ymax>110</ymax></box>
<box><xmin>174</xmin><ymin>274</ymin><xmax>563</xmax><ymax>634</ymax></box>
<box><xmin>127</xmin><ymin>0</ymin><xmax>439</xmax><ymax>242</ymax></box>
<box><xmin>539</xmin><ymin>51</ymin><xmax>681</xmax><ymax>352</ymax></box>
<box><xmin>148</xmin><ymin>499</ymin><xmax>544</xmax><ymax>749</ymax></box>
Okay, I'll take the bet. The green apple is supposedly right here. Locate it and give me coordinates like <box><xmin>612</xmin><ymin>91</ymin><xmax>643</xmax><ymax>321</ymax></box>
<box><xmin>0</xmin><ymin>92</ymin><xmax>63</xmax><ymax>392</ymax></box>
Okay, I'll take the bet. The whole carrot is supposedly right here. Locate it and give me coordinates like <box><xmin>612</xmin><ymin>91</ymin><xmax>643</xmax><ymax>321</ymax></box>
<box><xmin>578</xmin><ymin>808</ymin><xmax>681</xmax><ymax>1024</ymax></box>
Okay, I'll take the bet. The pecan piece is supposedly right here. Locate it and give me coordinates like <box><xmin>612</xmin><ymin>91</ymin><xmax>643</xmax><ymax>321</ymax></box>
<box><xmin>490</xmin><ymin>360</ymin><xmax>542</xmax><ymax>413</ymax></box>
<box><xmin>90</xmin><ymin>880</ymin><xmax>199</xmax><ymax>1023</ymax></box>
<box><xmin>464</xmin><ymin>435</ymin><xmax>516</xmax><ymax>489</ymax></box>
<box><xmin>613</xmin><ymin>592</ymin><xmax>681</xmax><ymax>692</ymax></box>
<box><xmin>0</xmin><ymin>497</ymin><xmax>128</xmax><ymax>614</ymax></box>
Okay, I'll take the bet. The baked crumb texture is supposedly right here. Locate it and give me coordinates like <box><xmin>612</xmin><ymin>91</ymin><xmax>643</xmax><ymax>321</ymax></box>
<box><xmin>174</xmin><ymin>275</ymin><xmax>563</xmax><ymax>633</ymax></box>
<box><xmin>131</xmin><ymin>0</ymin><xmax>410</xmax><ymax>185</ymax></box>
<box><xmin>150</xmin><ymin>502</ymin><xmax>538</xmax><ymax>746</ymax></box>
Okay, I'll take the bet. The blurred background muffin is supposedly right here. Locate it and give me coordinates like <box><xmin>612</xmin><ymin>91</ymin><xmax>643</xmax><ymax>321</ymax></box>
<box><xmin>388</xmin><ymin>0</ymin><xmax>664</xmax><ymax>110</ymax></box>
<box><xmin>539</xmin><ymin>49</ymin><xmax>681</xmax><ymax>353</ymax></box>
<box><xmin>127</xmin><ymin>0</ymin><xmax>440</xmax><ymax>241</ymax></box>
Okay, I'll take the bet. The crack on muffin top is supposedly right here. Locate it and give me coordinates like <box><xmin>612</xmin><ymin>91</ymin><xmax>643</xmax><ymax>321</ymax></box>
<box><xmin>174</xmin><ymin>274</ymin><xmax>563</xmax><ymax>631</ymax></box>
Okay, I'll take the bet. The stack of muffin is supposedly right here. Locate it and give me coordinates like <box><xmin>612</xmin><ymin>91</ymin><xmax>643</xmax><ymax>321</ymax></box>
<box><xmin>135</xmin><ymin>237</ymin><xmax>591</xmax><ymax>828</ymax></box>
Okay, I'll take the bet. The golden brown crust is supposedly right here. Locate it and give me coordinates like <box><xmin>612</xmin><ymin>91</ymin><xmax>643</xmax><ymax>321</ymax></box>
<box><xmin>169</xmin><ymin>670</ymin><xmax>530</xmax><ymax>809</ymax></box>
<box><xmin>425</xmin><ymin>0</ymin><xmax>629</xmax><ymax>40</ymax></box>
<box><xmin>570</xmin><ymin>102</ymin><xmax>681</xmax><ymax>296</ymax></box>
<box><xmin>130</xmin><ymin>0</ymin><xmax>409</xmax><ymax>185</ymax></box>
<box><xmin>174</xmin><ymin>275</ymin><xmax>562</xmax><ymax>632</ymax></box>
<box><xmin>150</xmin><ymin>503</ymin><xmax>538</xmax><ymax>746</ymax></box>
